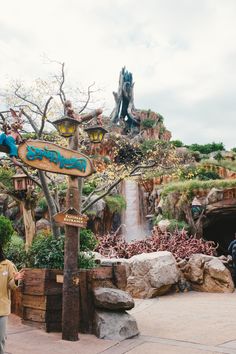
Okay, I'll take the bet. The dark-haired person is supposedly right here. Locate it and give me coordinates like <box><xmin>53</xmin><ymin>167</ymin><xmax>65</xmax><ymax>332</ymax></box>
<box><xmin>228</xmin><ymin>234</ymin><xmax>236</xmax><ymax>285</ymax></box>
<box><xmin>0</xmin><ymin>244</ymin><xmax>24</xmax><ymax>354</ymax></box>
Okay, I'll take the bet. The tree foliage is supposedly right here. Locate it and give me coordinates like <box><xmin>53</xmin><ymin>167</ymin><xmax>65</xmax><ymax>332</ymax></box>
<box><xmin>186</xmin><ymin>142</ymin><xmax>225</xmax><ymax>154</ymax></box>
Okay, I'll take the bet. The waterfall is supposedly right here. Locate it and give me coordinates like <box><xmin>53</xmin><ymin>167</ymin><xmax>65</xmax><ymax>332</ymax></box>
<box><xmin>122</xmin><ymin>179</ymin><xmax>146</xmax><ymax>243</ymax></box>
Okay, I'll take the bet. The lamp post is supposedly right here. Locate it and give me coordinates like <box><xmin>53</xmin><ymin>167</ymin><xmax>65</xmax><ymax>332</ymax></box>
<box><xmin>53</xmin><ymin>108</ymin><xmax>106</xmax><ymax>341</ymax></box>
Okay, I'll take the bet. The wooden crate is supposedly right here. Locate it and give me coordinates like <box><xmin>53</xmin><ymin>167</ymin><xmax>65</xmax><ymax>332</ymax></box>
<box><xmin>22</xmin><ymin>268</ymin><xmax>63</xmax><ymax>332</ymax></box>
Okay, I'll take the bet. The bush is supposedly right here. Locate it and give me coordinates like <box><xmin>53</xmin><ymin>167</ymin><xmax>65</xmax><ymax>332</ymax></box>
<box><xmin>80</xmin><ymin>229</ymin><xmax>98</xmax><ymax>251</ymax></box>
<box><xmin>79</xmin><ymin>252</ymin><xmax>97</xmax><ymax>269</ymax></box>
<box><xmin>38</xmin><ymin>197</ymin><xmax>48</xmax><ymax>212</ymax></box>
<box><xmin>141</xmin><ymin>118</ymin><xmax>156</xmax><ymax>129</ymax></box>
<box><xmin>82</xmin><ymin>181</ymin><xmax>97</xmax><ymax>195</ymax></box>
<box><xmin>27</xmin><ymin>234</ymin><xmax>65</xmax><ymax>269</ymax></box>
<box><xmin>96</xmin><ymin>228</ymin><xmax>217</xmax><ymax>259</ymax></box>
<box><xmin>171</xmin><ymin>140</ymin><xmax>184</xmax><ymax>148</ymax></box>
<box><xmin>0</xmin><ymin>216</ymin><xmax>14</xmax><ymax>246</ymax></box>
<box><xmin>0</xmin><ymin>167</ymin><xmax>15</xmax><ymax>190</ymax></box>
<box><xmin>4</xmin><ymin>234</ymin><xmax>27</xmax><ymax>269</ymax></box>
<box><xmin>187</xmin><ymin>142</ymin><xmax>225</xmax><ymax>154</ymax></box>
<box><xmin>27</xmin><ymin>232</ymin><xmax>97</xmax><ymax>269</ymax></box>
<box><xmin>167</xmin><ymin>219</ymin><xmax>190</xmax><ymax>233</ymax></box>
<box><xmin>105</xmin><ymin>194</ymin><xmax>126</xmax><ymax>213</ymax></box>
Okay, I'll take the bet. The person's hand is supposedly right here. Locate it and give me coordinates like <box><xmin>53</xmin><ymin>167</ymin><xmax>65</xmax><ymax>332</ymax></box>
<box><xmin>14</xmin><ymin>269</ymin><xmax>25</xmax><ymax>281</ymax></box>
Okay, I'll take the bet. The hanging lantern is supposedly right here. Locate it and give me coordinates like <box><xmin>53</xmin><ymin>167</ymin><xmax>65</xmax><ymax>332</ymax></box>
<box><xmin>53</xmin><ymin>116</ymin><xmax>81</xmax><ymax>138</ymax></box>
<box><xmin>84</xmin><ymin>125</ymin><xmax>108</xmax><ymax>144</ymax></box>
<box><xmin>12</xmin><ymin>172</ymin><xmax>35</xmax><ymax>191</ymax></box>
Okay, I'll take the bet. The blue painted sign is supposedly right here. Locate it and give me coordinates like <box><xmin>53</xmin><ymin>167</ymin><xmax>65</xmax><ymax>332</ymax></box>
<box><xmin>18</xmin><ymin>140</ymin><xmax>94</xmax><ymax>177</ymax></box>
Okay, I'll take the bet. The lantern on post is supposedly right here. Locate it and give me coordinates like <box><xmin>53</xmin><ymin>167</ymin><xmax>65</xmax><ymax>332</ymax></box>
<box><xmin>12</xmin><ymin>171</ymin><xmax>35</xmax><ymax>191</ymax></box>
<box><xmin>84</xmin><ymin>125</ymin><xmax>108</xmax><ymax>144</ymax></box>
<box><xmin>53</xmin><ymin>116</ymin><xmax>81</xmax><ymax>138</ymax></box>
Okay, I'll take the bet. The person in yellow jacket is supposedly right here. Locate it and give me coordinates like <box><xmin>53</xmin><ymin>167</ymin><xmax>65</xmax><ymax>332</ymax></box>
<box><xmin>0</xmin><ymin>244</ymin><xmax>24</xmax><ymax>354</ymax></box>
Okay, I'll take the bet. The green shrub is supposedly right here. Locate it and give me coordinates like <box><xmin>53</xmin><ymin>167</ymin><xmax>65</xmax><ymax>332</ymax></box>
<box><xmin>79</xmin><ymin>252</ymin><xmax>97</xmax><ymax>269</ymax></box>
<box><xmin>105</xmin><ymin>194</ymin><xmax>126</xmax><ymax>213</ymax></box>
<box><xmin>27</xmin><ymin>234</ymin><xmax>65</xmax><ymax>269</ymax></box>
<box><xmin>27</xmin><ymin>232</ymin><xmax>97</xmax><ymax>269</ymax></box>
<box><xmin>187</xmin><ymin>142</ymin><xmax>225</xmax><ymax>154</ymax></box>
<box><xmin>0</xmin><ymin>167</ymin><xmax>15</xmax><ymax>190</ymax></box>
<box><xmin>141</xmin><ymin>118</ymin><xmax>156</xmax><ymax>129</ymax></box>
<box><xmin>4</xmin><ymin>234</ymin><xmax>26</xmax><ymax>269</ymax></box>
<box><xmin>38</xmin><ymin>197</ymin><xmax>48</xmax><ymax>212</ymax></box>
<box><xmin>80</xmin><ymin>229</ymin><xmax>98</xmax><ymax>251</ymax></box>
<box><xmin>83</xmin><ymin>181</ymin><xmax>97</xmax><ymax>195</ymax></box>
<box><xmin>0</xmin><ymin>216</ymin><xmax>14</xmax><ymax>246</ymax></box>
<box><xmin>140</xmin><ymin>139</ymin><xmax>158</xmax><ymax>154</ymax></box>
<box><xmin>167</xmin><ymin>219</ymin><xmax>190</xmax><ymax>232</ymax></box>
<box><xmin>171</xmin><ymin>140</ymin><xmax>184</xmax><ymax>147</ymax></box>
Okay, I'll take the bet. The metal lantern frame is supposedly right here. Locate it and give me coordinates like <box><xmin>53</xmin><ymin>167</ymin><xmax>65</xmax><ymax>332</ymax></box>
<box><xmin>53</xmin><ymin>116</ymin><xmax>81</xmax><ymax>138</ymax></box>
<box><xmin>84</xmin><ymin>125</ymin><xmax>108</xmax><ymax>144</ymax></box>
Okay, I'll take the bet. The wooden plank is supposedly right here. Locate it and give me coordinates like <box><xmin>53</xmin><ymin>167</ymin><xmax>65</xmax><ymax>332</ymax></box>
<box><xmin>91</xmin><ymin>266</ymin><xmax>113</xmax><ymax>280</ymax></box>
<box><xmin>23</xmin><ymin>269</ymin><xmax>63</xmax><ymax>295</ymax></box>
<box><xmin>23</xmin><ymin>308</ymin><xmax>46</xmax><ymax>322</ymax></box>
<box><xmin>79</xmin><ymin>270</ymin><xmax>95</xmax><ymax>334</ymax></box>
<box><xmin>23</xmin><ymin>307</ymin><xmax>62</xmax><ymax>322</ymax></box>
<box><xmin>11</xmin><ymin>287</ymin><xmax>23</xmax><ymax>317</ymax></box>
<box><xmin>54</xmin><ymin>211</ymin><xmax>88</xmax><ymax>228</ymax></box>
<box><xmin>18</xmin><ymin>140</ymin><xmax>95</xmax><ymax>177</ymax></box>
<box><xmin>22</xmin><ymin>295</ymin><xmax>47</xmax><ymax>310</ymax></box>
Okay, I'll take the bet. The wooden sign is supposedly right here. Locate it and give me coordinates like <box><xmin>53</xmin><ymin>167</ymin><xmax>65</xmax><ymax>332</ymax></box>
<box><xmin>53</xmin><ymin>208</ymin><xmax>88</xmax><ymax>228</ymax></box>
<box><xmin>18</xmin><ymin>140</ymin><xmax>95</xmax><ymax>177</ymax></box>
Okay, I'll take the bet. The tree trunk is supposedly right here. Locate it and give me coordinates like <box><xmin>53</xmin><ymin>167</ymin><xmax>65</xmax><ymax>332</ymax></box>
<box><xmin>38</xmin><ymin>170</ymin><xmax>60</xmax><ymax>238</ymax></box>
<box><xmin>22</xmin><ymin>202</ymin><xmax>36</xmax><ymax>251</ymax></box>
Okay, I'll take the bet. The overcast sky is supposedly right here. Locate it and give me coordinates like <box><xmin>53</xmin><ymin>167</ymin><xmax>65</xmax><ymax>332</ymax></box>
<box><xmin>0</xmin><ymin>0</ymin><xmax>236</xmax><ymax>149</ymax></box>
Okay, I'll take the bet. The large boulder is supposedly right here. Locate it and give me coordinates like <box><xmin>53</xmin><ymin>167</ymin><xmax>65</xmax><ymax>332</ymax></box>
<box><xmin>94</xmin><ymin>310</ymin><xmax>139</xmax><ymax>340</ymax></box>
<box><xmin>126</xmin><ymin>251</ymin><xmax>180</xmax><ymax>298</ymax></box>
<box><xmin>181</xmin><ymin>254</ymin><xmax>234</xmax><ymax>293</ymax></box>
<box><xmin>36</xmin><ymin>218</ymin><xmax>51</xmax><ymax>234</ymax></box>
<box><xmin>93</xmin><ymin>287</ymin><xmax>134</xmax><ymax>311</ymax></box>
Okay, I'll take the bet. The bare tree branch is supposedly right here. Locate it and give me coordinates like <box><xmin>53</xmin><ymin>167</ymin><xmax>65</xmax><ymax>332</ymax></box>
<box><xmin>56</xmin><ymin>62</ymin><xmax>67</xmax><ymax>109</ymax></box>
<box><xmin>82</xmin><ymin>176</ymin><xmax>123</xmax><ymax>213</ymax></box>
<box><xmin>19</xmin><ymin>165</ymin><xmax>42</xmax><ymax>188</ymax></box>
<box><xmin>14</xmin><ymin>85</ymin><xmax>43</xmax><ymax>115</ymax></box>
<box><xmin>82</xmin><ymin>161</ymin><xmax>158</xmax><ymax>213</ymax></box>
<box><xmin>78</xmin><ymin>82</ymin><xmax>95</xmax><ymax>113</ymax></box>
<box><xmin>21</xmin><ymin>109</ymin><xmax>39</xmax><ymax>135</ymax></box>
<box><xmin>38</xmin><ymin>96</ymin><xmax>53</xmax><ymax>137</ymax></box>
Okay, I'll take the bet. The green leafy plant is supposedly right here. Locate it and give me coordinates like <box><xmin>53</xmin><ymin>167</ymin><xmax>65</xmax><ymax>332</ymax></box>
<box><xmin>0</xmin><ymin>216</ymin><xmax>14</xmax><ymax>246</ymax></box>
<box><xmin>79</xmin><ymin>252</ymin><xmax>97</xmax><ymax>269</ymax></box>
<box><xmin>4</xmin><ymin>234</ymin><xmax>27</xmax><ymax>269</ymax></box>
<box><xmin>27</xmin><ymin>234</ymin><xmax>65</xmax><ymax>269</ymax></box>
<box><xmin>0</xmin><ymin>167</ymin><xmax>15</xmax><ymax>190</ymax></box>
<box><xmin>167</xmin><ymin>219</ymin><xmax>190</xmax><ymax>232</ymax></box>
<box><xmin>80</xmin><ymin>229</ymin><xmax>98</xmax><ymax>251</ymax></box>
<box><xmin>140</xmin><ymin>139</ymin><xmax>158</xmax><ymax>154</ymax></box>
<box><xmin>38</xmin><ymin>197</ymin><xmax>48</xmax><ymax>212</ymax></box>
<box><xmin>105</xmin><ymin>194</ymin><xmax>126</xmax><ymax>213</ymax></box>
<box><xmin>171</xmin><ymin>140</ymin><xmax>184</xmax><ymax>147</ymax></box>
<box><xmin>141</xmin><ymin>118</ymin><xmax>156</xmax><ymax>129</ymax></box>
<box><xmin>187</xmin><ymin>142</ymin><xmax>225</xmax><ymax>154</ymax></box>
<box><xmin>82</xmin><ymin>181</ymin><xmax>97</xmax><ymax>195</ymax></box>
<box><xmin>27</xmin><ymin>231</ymin><xmax>97</xmax><ymax>269</ymax></box>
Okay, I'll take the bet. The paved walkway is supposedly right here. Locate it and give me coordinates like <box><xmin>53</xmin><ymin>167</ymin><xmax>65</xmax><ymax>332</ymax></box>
<box><xmin>6</xmin><ymin>291</ymin><xmax>236</xmax><ymax>354</ymax></box>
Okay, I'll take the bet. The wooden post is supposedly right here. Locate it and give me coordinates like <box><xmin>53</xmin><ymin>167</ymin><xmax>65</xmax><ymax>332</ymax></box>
<box><xmin>62</xmin><ymin>176</ymin><xmax>80</xmax><ymax>341</ymax></box>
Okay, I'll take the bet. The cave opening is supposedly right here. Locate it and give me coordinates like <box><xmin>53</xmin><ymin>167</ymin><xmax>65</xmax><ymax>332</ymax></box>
<box><xmin>203</xmin><ymin>212</ymin><xmax>236</xmax><ymax>256</ymax></box>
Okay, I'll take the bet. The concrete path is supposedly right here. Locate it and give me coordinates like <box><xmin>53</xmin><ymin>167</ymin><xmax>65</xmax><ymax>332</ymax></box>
<box><xmin>6</xmin><ymin>291</ymin><xmax>236</xmax><ymax>354</ymax></box>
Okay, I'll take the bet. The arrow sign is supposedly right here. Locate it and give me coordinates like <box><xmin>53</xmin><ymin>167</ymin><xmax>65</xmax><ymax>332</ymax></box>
<box><xmin>18</xmin><ymin>140</ymin><xmax>95</xmax><ymax>177</ymax></box>
<box><xmin>53</xmin><ymin>208</ymin><xmax>88</xmax><ymax>228</ymax></box>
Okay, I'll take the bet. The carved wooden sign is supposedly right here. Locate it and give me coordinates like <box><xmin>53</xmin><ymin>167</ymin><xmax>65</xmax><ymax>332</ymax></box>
<box><xmin>18</xmin><ymin>140</ymin><xmax>95</xmax><ymax>177</ymax></box>
<box><xmin>53</xmin><ymin>208</ymin><xmax>88</xmax><ymax>228</ymax></box>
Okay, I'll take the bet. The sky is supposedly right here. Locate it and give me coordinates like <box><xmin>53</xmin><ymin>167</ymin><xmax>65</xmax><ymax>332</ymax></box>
<box><xmin>0</xmin><ymin>0</ymin><xmax>236</xmax><ymax>149</ymax></box>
